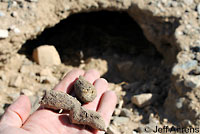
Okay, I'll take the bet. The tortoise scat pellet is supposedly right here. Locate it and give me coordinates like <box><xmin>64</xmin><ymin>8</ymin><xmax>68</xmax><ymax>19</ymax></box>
<box><xmin>74</xmin><ymin>76</ymin><xmax>97</xmax><ymax>103</ymax></box>
<box><xmin>40</xmin><ymin>90</ymin><xmax>106</xmax><ymax>131</ymax></box>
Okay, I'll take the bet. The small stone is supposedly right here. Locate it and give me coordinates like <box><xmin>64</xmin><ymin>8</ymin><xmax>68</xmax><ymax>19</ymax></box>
<box><xmin>0</xmin><ymin>11</ymin><xmax>5</xmax><ymax>17</ymax></box>
<box><xmin>8</xmin><ymin>92</ymin><xmax>20</xmax><ymax>101</ymax></box>
<box><xmin>176</xmin><ymin>97</ymin><xmax>185</xmax><ymax>109</ymax></box>
<box><xmin>183</xmin><ymin>0</ymin><xmax>193</xmax><ymax>5</ymax></box>
<box><xmin>0</xmin><ymin>29</ymin><xmax>8</xmax><ymax>39</ymax></box>
<box><xmin>197</xmin><ymin>4</ymin><xmax>200</xmax><ymax>15</ymax></box>
<box><xmin>131</xmin><ymin>93</ymin><xmax>153</xmax><ymax>108</ymax></box>
<box><xmin>19</xmin><ymin>65</ymin><xmax>29</xmax><ymax>74</ymax></box>
<box><xmin>112</xmin><ymin>116</ymin><xmax>129</xmax><ymax>126</ymax></box>
<box><xmin>39</xmin><ymin>76</ymin><xmax>58</xmax><ymax>84</ymax></box>
<box><xmin>172</xmin><ymin>60</ymin><xmax>198</xmax><ymax>75</ymax></box>
<box><xmin>114</xmin><ymin>108</ymin><xmax>121</xmax><ymax>116</ymax></box>
<box><xmin>120</xmin><ymin>108</ymin><xmax>133</xmax><ymax>118</ymax></box>
<box><xmin>9</xmin><ymin>25</ymin><xmax>21</xmax><ymax>34</ymax></box>
<box><xmin>21</xmin><ymin>89</ymin><xmax>34</xmax><ymax>96</ymax></box>
<box><xmin>11</xmin><ymin>11</ymin><xmax>17</xmax><ymax>17</ymax></box>
<box><xmin>184</xmin><ymin>76</ymin><xmax>200</xmax><ymax>88</ymax></box>
<box><xmin>107</xmin><ymin>124</ymin><xmax>121</xmax><ymax>134</ymax></box>
<box><xmin>39</xmin><ymin>68</ymin><xmax>52</xmax><ymax>76</ymax></box>
<box><xmin>32</xmin><ymin>45</ymin><xmax>61</xmax><ymax>66</ymax></box>
<box><xmin>9</xmin><ymin>75</ymin><xmax>22</xmax><ymax>88</ymax></box>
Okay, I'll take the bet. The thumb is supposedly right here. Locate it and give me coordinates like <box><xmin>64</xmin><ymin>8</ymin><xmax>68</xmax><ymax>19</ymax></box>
<box><xmin>0</xmin><ymin>95</ymin><xmax>31</xmax><ymax>128</ymax></box>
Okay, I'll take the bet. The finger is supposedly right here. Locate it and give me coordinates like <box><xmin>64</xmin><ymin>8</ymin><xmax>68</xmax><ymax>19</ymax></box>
<box><xmin>83</xmin><ymin>78</ymin><xmax>108</xmax><ymax>110</ymax></box>
<box><xmin>83</xmin><ymin>69</ymin><xmax>100</xmax><ymax>84</ymax></box>
<box><xmin>54</xmin><ymin>68</ymin><xmax>84</xmax><ymax>93</ymax></box>
<box><xmin>97</xmin><ymin>91</ymin><xmax>117</xmax><ymax>128</ymax></box>
<box><xmin>0</xmin><ymin>95</ymin><xmax>31</xmax><ymax>128</ymax></box>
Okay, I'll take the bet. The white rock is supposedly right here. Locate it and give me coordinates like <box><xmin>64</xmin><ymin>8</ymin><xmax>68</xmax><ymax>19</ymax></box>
<box><xmin>32</xmin><ymin>45</ymin><xmax>61</xmax><ymax>66</ymax></box>
<box><xmin>9</xmin><ymin>75</ymin><xmax>22</xmax><ymax>88</ymax></box>
<box><xmin>21</xmin><ymin>89</ymin><xmax>34</xmax><ymax>96</ymax></box>
<box><xmin>9</xmin><ymin>25</ymin><xmax>21</xmax><ymax>34</ymax></box>
<box><xmin>39</xmin><ymin>68</ymin><xmax>52</xmax><ymax>76</ymax></box>
<box><xmin>107</xmin><ymin>124</ymin><xmax>121</xmax><ymax>134</ymax></box>
<box><xmin>197</xmin><ymin>4</ymin><xmax>200</xmax><ymax>15</ymax></box>
<box><xmin>131</xmin><ymin>93</ymin><xmax>153</xmax><ymax>108</ymax></box>
<box><xmin>183</xmin><ymin>0</ymin><xmax>193</xmax><ymax>5</ymax></box>
<box><xmin>112</xmin><ymin>116</ymin><xmax>129</xmax><ymax>126</ymax></box>
<box><xmin>184</xmin><ymin>76</ymin><xmax>200</xmax><ymax>88</ymax></box>
<box><xmin>0</xmin><ymin>11</ymin><xmax>5</xmax><ymax>17</ymax></box>
<box><xmin>0</xmin><ymin>29</ymin><xmax>8</xmax><ymax>39</ymax></box>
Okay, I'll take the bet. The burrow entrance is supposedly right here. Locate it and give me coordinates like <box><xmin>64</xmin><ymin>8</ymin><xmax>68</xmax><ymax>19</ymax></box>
<box><xmin>18</xmin><ymin>11</ymin><xmax>174</xmax><ymax>132</ymax></box>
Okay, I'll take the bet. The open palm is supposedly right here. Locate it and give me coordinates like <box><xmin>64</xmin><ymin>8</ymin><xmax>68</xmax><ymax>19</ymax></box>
<box><xmin>0</xmin><ymin>69</ymin><xmax>117</xmax><ymax>134</ymax></box>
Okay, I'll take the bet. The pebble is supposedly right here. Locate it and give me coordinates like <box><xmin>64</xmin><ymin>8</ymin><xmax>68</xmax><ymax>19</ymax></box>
<box><xmin>11</xmin><ymin>11</ymin><xmax>17</xmax><ymax>17</ymax></box>
<box><xmin>112</xmin><ymin>116</ymin><xmax>129</xmax><ymax>126</ymax></box>
<box><xmin>172</xmin><ymin>60</ymin><xmax>198</xmax><ymax>75</ymax></box>
<box><xmin>176</xmin><ymin>97</ymin><xmax>185</xmax><ymax>109</ymax></box>
<box><xmin>21</xmin><ymin>89</ymin><xmax>34</xmax><ymax>96</ymax></box>
<box><xmin>32</xmin><ymin>45</ymin><xmax>61</xmax><ymax>66</ymax></box>
<box><xmin>131</xmin><ymin>93</ymin><xmax>153</xmax><ymax>108</ymax></box>
<box><xmin>8</xmin><ymin>92</ymin><xmax>20</xmax><ymax>101</ymax></box>
<box><xmin>0</xmin><ymin>11</ymin><xmax>5</xmax><ymax>17</ymax></box>
<box><xmin>183</xmin><ymin>0</ymin><xmax>193</xmax><ymax>5</ymax></box>
<box><xmin>39</xmin><ymin>76</ymin><xmax>58</xmax><ymax>84</ymax></box>
<box><xmin>184</xmin><ymin>76</ymin><xmax>200</xmax><ymax>88</ymax></box>
<box><xmin>197</xmin><ymin>4</ymin><xmax>200</xmax><ymax>15</ymax></box>
<box><xmin>9</xmin><ymin>75</ymin><xmax>22</xmax><ymax>88</ymax></box>
<box><xmin>107</xmin><ymin>124</ymin><xmax>121</xmax><ymax>134</ymax></box>
<box><xmin>39</xmin><ymin>68</ymin><xmax>52</xmax><ymax>76</ymax></box>
<box><xmin>114</xmin><ymin>108</ymin><xmax>121</xmax><ymax>116</ymax></box>
<box><xmin>9</xmin><ymin>25</ymin><xmax>21</xmax><ymax>34</ymax></box>
<box><xmin>120</xmin><ymin>108</ymin><xmax>133</xmax><ymax>118</ymax></box>
<box><xmin>0</xmin><ymin>29</ymin><xmax>8</xmax><ymax>39</ymax></box>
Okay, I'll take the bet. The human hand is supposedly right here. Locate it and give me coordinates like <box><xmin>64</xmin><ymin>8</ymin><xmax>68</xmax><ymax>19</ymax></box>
<box><xmin>0</xmin><ymin>69</ymin><xmax>117</xmax><ymax>134</ymax></box>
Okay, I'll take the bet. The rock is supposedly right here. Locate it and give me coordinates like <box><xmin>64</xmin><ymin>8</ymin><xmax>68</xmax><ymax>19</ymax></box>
<box><xmin>183</xmin><ymin>0</ymin><xmax>193</xmax><ymax>5</ymax></box>
<box><xmin>176</xmin><ymin>97</ymin><xmax>185</xmax><ymax>109</ymax></box>
<box><xmin>131</xmin><ymin>93</ymin><xmax>153</xmax><ymax>108</ymax></box>
<box><xmin>112</xmin><ymin>116</ymin><xmax>129</xmax><ymax>126</ymax></box>
<box><xmin>0</xmin><ymin>11</ymin><xmax>5</xmax><ymax>17</ymax></box>
<box><xmin>107</xmin><ymin>124</ymin><xmax>121</xmax><ymax>134</ymax></box>
<box><xmin>83</xmin><ymin>58</ymin><xmax>108</xmax><ymax>76</ymax></box>
<box><xmin>9</xmin><ymin>75</ymin><xmax>22</xmax><ymax>88</ymax></box>
<box><xmin>172</xmin><ymin>60</ymin><xmax>198</xmax><ymax>75</ymax></box>
<box><xmin>184</xmin><ymin>76</ymin><xmax>200</xmax><ymax>88</ymax></box>
<box><xmin>19</xmin><ymin>65</ymin><xmax>29</xmax><ymax>74</ymax></box>
<box><xmin>39</xmin><ymin>76</ymin><xmax>58</xmax><ymax>84</ymax></box>
<box><xmin>11</xmin><ymin>11</ymin><xmax>17</xmax><ymax>17</ymax></box>
<box><xmin>39</xmin><ymin>67</ymin><xmax>52</xmax><ymax>76</ymax></box>
<box><xmin>9</xmin><ymin>25</ymin><xmax>21</xmax><ymax>34</ymax></box>
<box><xmin>114</xmin><ymin>108</ymin><xmax>121</xmax><ymax>116</ymax></box>
<box><xmin>32</xmin><ymin>45</ymin><xmax>61</xmax><ymax>66</ymax></box>
<box><xmin>120</xmin><ymin>108</ymin><xmax>133</xmax><ymax>118</ymax></box>
<box><xmin>197</xmin><ymin>4</ymin><xmax>200</xmax><ymax>15</ymax></box>
<box><xmin>21</xmin><ymin>89</ymin><xmax>34</xmax><ymax>96</ymax></box>
<box><xmin>0</xmin><ymin>29</ymin><xmax>8</xmax><ymax>39</ymax></box>
<box><xmin>8</xmin><ymin>92</ymin><xmax>20</xmax><ymax>101</ymax></box>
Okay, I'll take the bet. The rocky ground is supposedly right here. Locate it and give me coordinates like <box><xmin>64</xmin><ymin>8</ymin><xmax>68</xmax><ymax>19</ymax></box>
<box><xmin>0</xmin><ymin>0</ymin><xmax>200</xmax><ymax>134</ymax></box>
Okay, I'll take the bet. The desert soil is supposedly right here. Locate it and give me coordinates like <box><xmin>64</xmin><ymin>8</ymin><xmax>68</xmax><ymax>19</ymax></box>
<box><xmin>0</xmin><ymin>0</ymin><xmax>200</xmax><ymax>134</ymax></box>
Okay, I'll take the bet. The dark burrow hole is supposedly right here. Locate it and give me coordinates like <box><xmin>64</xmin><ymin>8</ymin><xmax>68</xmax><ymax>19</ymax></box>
<box><xmin>18</xmin><ymin>11</ymin><xmax>173</xmax><ymax>124</ymax></box>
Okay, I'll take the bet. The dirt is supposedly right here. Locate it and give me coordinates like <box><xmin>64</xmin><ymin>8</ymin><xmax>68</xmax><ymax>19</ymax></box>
<box><xmin>0</xmin><ymin>0</ymin><xmax>200</xmax><ymax>134</ymax></box>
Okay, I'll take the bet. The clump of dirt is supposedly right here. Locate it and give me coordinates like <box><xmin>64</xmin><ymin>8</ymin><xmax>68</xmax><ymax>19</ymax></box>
<box><xmin>40</xmin><ymin>90</ymin><xmax>106</xmax><ymax>131</ymax></box>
